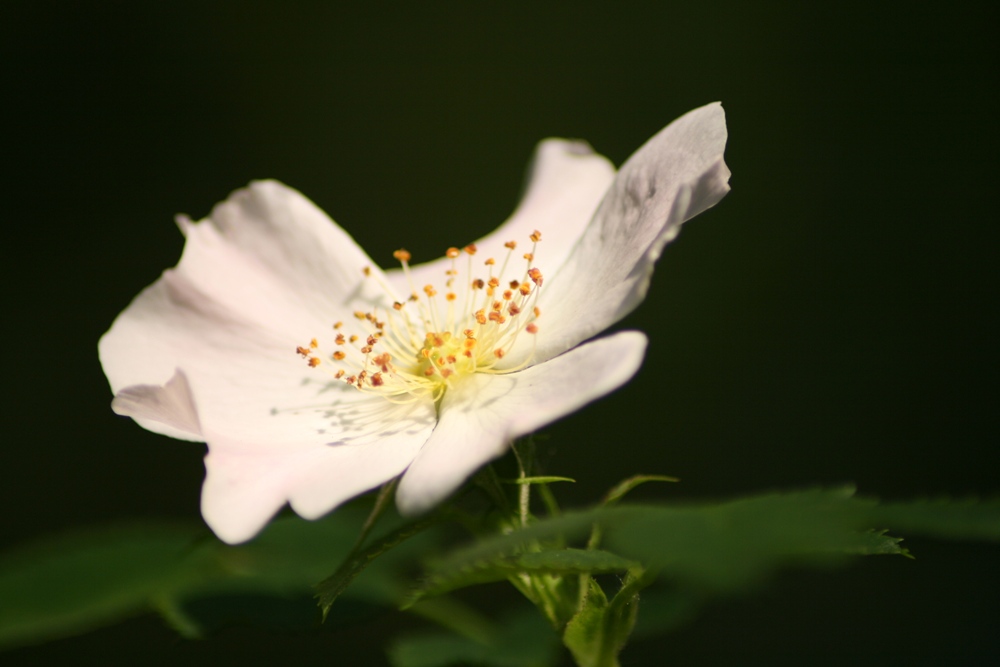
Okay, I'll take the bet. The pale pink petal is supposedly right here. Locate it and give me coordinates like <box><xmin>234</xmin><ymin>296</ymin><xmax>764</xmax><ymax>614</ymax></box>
<box><xmin>98</xmin><ymin>181</ymin><xmax>435</xmax><ymax>542</ymax></box>
<box><xmin>111</xmin><ymin>369</ymin><xmax>202</xmax><ymax>441</ymax></box>
<box><xmin>202</xmin><ymin>398</ymin><xmax>435</xmax><ymax>544</ymax></box>
<box><xmin>385</xmin><ymin>139</ymin><xmax>615</xmax><ymax>295</ymax></box>
<box><xmin>395</xmin><ymin>331</ymin><xmax>648</xmax><ymax>515</ymax></box>
<box><xmin>506</xmin><ymin>102</ymin><xmax>730</xmax><ymax>367</ymax></box>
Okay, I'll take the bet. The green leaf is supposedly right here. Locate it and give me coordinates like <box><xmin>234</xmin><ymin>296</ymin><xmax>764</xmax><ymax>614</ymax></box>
<box><xmin>405</xmin><ymin>548</ymin><xmax>633</xmax><ymax>607</ymax></box>
<box><xmin>316</xmin><ymin>517</ymin><xmax>438</xmax><ymax>616</ymax></box>
<box><xmin>602</xmin><ymin>475</ymin><xmax>679</xmax><ymax>506</ymax></box>
<box><xmin>0</xmin><ymin>523</ymin><xmax>206</xmax><ymax>649</ymax></box>
<box><xmin>416</xmin><ymin>488</ymin><xmax>911</xmax><ymax>598</ymax></box>
<box><xmin>562</xmin><ymin>579</ymin><xmax>609</xmax><ymax>667</ymax></box>
<box><xmin>604</xmin><ymin>488</ymin><xmax>875</xmax><ymax>589</ymax></box>
<box><xmin>513</xmin><ymin>548</ymin><xmax>635</xmax><ymax>573</ymax></box>
<box><xmin>871</xmin><ymin>497</ymin><xmax>1000</xmax><ymax>541</ymax></box>
<box><xmin>500</xmin><ymin>476</ymin><xmax>576</xmax><ymax>485</ymax></box>
<box><xmin>0</xmin><ymin>502</ymin><xmax>433</xmax><ymax>649</ymax></box>
<box><xmin>388</xmin><ymin>607</ymin><xmax>558</xmax><ymax>667</ymax></box>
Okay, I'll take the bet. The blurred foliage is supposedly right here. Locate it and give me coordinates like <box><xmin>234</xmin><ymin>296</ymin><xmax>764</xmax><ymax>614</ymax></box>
<box><xmin>2</xmin><ymin>486</ymin><xmax>997</xmax><ymax>666</ymax></box>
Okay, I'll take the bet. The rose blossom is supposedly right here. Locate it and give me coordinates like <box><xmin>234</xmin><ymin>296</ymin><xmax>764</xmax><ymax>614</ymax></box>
<box><xmin>99</xmin><ymin>103</ymin><xmax>730</xmax><ymax>543</ymax></box>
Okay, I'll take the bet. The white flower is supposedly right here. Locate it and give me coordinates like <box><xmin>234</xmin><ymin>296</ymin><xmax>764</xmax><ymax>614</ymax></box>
<box><xmin>99</xmin><ymin>103</ymin><xmax>730</xmax><ymax>544</ymax></box>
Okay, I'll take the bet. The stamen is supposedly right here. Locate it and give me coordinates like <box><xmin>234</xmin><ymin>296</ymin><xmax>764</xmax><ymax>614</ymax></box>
<box><xmin>298</xmin><ymin>230</ymin><xmax>546</xmax><ymax>399</ymax></box>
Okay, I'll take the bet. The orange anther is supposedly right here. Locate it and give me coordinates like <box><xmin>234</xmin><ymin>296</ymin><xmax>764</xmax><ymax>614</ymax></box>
<box><xmin>494</xmin><ymin>348</ymin><xmax>505</xmax><ymax>358</ymax></box>
<box><xmin>393</xmin><ymin>249</ymin><xmax>412</xmax><ymax>262</ymax></box>
<box><xmin>528</xmin><ymin>268</ymin><xmax>543</xmax><ymax>285</ymax></box>
<box><xmin>519</xmin><ymin>283</ymin><xmax>531</xmax><ymax>295</ymax></box>
<box><xmin>530</xmin><ymin>230</ymin><xmax>542</xmax><ymax>242</ymax></box>
<box><xmin>333</xmin><ymin>321</ymin><xmax>343</xmax><ymax>329</ymax></box>
<box><xmin>523</xmin><ymin>253</ymin><xmax>533</xmax><ymax>261</ymax></box>
<box><xmin>509</xmin><ymin>303</ymin><xmax>522</xmax><ymax>315</ymax></box>
<box><xmin>446</xmin><ymin>247</ymin><xmax>460</xmax><ymax>258</ymax></box>
<box><xmin>472</xmin><ymin>278</ymin><xmax>485</xmax><ymax>290</ymax></box>
<box><xmin>423</xmin><ymin>284</ymin><xmax>437</xmax><ymax>297</ymax></box>
<box><xmin>360</xmin><ymin>346</ymin><xmax>372</xmax><ymax>354</ymax></box>
<box><xmin>335</xmin><ymin>334</ymin><xmax>346</xmax><ymax>345</ymax></box>
<box><xmin>533</xmin><ymin>306</ymin><xmax>541</xmax><ymax>317</ymax></box>
<box><xmin>464</xmin><ymin>243</ymin><xmax>477</xmax><ymax>255</ymax></box>
<box><xmin>310</xmin><ymin>338</ymin><xmax>318</xmax><ymax>348</ymax></box>
<box><xmin>333</xmin><ymin>351</ymin><xmax>346</xmax><ymax>360</ymax></box>
<box><xmin>446</xmin><ymin>292</ymin><xmax>457</xmax><ymax>301</ymax></box>
<box><xmin>371</xmin><ymin>372</ymin><xmax>384</xmax><ymax>387</ymax></box>
<box><xmin>504</xmin><ymin>240</ymin><xmax>517</xmax><ymax>249</ymax></box>
<box><xmin>475</xmin><ymin>309</ymin><xmax>487</xmax><ymax>325</ymax></box>
<box><xmin>488</xmin><ymin>277</ymin><xmax>500</xmax><ymax>288</ymax></box>
<box><xmin>308</xmin><ymin>357</ymin><xmax>321</xmax><ymax>367</ymax></box>
<box><xmin>503</xmin><ymin>290</ymin><xmax>513</xmax><ymax>301</ymax></box>
<box><xmin>335</xmin><ymin>370</ymin><xmax>345</xmax><ymax>379</ymax></box>
<box><xmin>526</xmin><ymin>323</ymin><xmax>539</xmax><ymax>334</ymax></box>
<box><xmin>354</xmin><ymin>311</ymin><xmax>366</xmax><ymax>320</ymax></box>
<box><xmin>509</xmin><ymin>279</ymin><xmax>520</xmax><ymax>289</ymax></box>
<box><xmin>485</xmin><ymin>258</ymin><xmax>495</xmax><ymax>266</ymax></box>
<box><xmin>367</xmin><ymin>335</ymin><xmax>377</xmax><ymax>346</ymax></box>
<box><xmin>393</xmin><ymin>301</ymin><xmax>404</xmax><ymax>310</ymax></box>
<box><xmin>362</xmin><ymin>266</ymin><xmax>371</xmax><ymax>276</ymax></box>
<box><xmin>349</xmin><ymin>335</ymin><xmax>359</xmax><ymax>343</ymax></box>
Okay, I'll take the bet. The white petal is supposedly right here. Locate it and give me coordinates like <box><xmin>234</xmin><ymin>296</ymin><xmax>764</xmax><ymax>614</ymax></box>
<box><xmin>100</xmin><ymin>181</ymin><xmax>397</xmax><ymax>395</ymax></box>
<box><xmin>98</xmin><ymin>181</ymin><xmax>434</xmax><ymax>542</ymax></box>
<box><xmin>395</xmin><ymin>330</ymin><xmax>648</xmax><ymax>515</ymax></box>
<box><xmin>110</xmin><ymin>369</ymin><xmax>202</xmax><ymax>441</ymax></box>
<box><xmin>510</xmin><ymin>103</ymin><xmax>731</xmax><ymax>366</ymax></box>
<box><xmin>202</xmin><ymin>398</ymin><xmax>435</xmax><ymax>544</ymax></box>
<box><xmin>385</xmin><ymin>139</ymin><xmax>615</xmax><ymax>294</ymax></box>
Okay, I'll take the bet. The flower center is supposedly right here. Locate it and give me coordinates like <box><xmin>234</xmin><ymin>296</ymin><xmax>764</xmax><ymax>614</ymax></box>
<box><xmin>297</xmin><ymin>231</ymin><xmax>544</xmax><ymax>403</ymax></box>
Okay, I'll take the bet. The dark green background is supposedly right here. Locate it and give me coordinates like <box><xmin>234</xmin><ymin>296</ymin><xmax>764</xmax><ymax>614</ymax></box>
<box><xmin>3</xmin><ymin>1</ymin><xmax>997</xmax><ymax>664</ymax></box>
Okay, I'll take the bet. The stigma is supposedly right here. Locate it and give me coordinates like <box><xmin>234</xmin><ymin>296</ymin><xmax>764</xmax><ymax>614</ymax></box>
<box><xmin>296</xmin><ymin>231</ymin><xmax>544</xmax><ymax>403</ymax></box>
